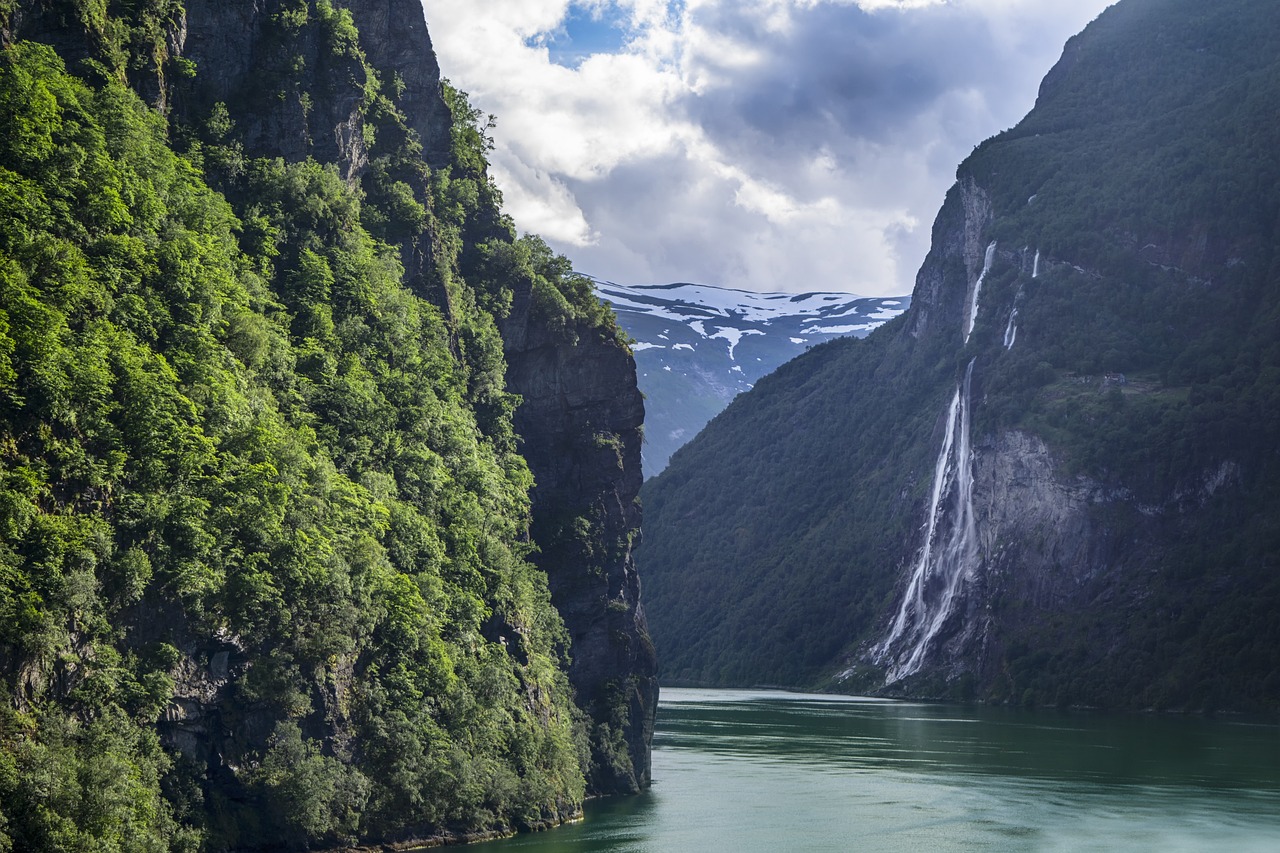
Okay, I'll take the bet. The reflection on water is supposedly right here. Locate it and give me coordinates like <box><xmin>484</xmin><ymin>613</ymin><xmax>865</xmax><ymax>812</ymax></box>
<box><xmin>467</xmin><ymin>688</ymin><xmax>1280</xmax><ymax>852</ymax></box>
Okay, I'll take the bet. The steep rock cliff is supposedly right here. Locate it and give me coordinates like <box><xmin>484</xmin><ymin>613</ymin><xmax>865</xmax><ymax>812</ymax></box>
<box><xmin>503</xmin><ymin>294</ymin><xmax>656</xmax><ymax>793</ymax></box>
<box><xmin>0</xmin><ymin>0</ymin><xmax>653</xmax><ymax>848</ymax></box>
<box><xmin>170</xmin><ymin>0</ymin><xmax>655</xmax><ymax>790</ymax></box>
<box><xmin>640</xmin><ymin>0</ymin><xmax>1280</xmax><ymax>713</ymax></box>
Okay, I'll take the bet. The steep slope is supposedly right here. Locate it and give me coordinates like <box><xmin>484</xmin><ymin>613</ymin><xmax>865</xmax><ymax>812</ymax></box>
<box><xmin>598</xmin><ymin>281</ymin><xmax>908</xmax><ymax>475</ymax></box>
<box><xmin>639</xmin><ymin>0</ymin><xmax>1280</xmax><ymax>713</ymax></box>
<box><xmin>0</xmin><ymin>1</ymin><xmax>652</xmax><ymax>849</ymax></box>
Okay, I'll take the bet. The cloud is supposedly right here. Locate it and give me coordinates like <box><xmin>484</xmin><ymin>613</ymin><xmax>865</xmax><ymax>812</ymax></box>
<box><xmin>420</xmin><ymin>0</ymin><xmax>1114</xmax><ymax>295</ymax></box>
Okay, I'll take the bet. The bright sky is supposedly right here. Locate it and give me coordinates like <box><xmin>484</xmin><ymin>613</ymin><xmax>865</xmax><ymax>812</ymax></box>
<box><xmin>420</xmin><ymin>0</ymin><xmax>1114</xmax><ymax>296</ymax></box>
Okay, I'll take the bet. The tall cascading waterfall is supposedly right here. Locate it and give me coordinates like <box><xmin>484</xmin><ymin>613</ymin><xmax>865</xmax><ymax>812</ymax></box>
<box><xmin>1032</xmin><ymin>249</ymin><xmax>1041</xmax><ymax>279</ymax></box>
<box><xmin>875</xmin><ymin>241</ymin><xmax>995</xmax><ymax>683</ymax></box>
<box><xmin>875</xmin><ymin>360</ymin><xmax>980</xmax><ymax>683</ymax></box>
<box><xmin>965</xmin><ymin>242</ymin><xmax>997</xmax><ymax>344</ymax></box>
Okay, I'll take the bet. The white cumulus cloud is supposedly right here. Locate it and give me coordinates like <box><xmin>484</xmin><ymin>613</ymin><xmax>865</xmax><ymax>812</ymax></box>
<box><xmin>420</xmin><ymin>0</ymin><xmax>1114</xmax><ymax>295</ymax></box>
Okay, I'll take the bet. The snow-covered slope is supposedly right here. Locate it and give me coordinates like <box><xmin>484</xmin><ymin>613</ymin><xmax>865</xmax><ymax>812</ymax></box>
<box><xmin>597</xmin><ymin>281</ymin><xmax>910</xmax><ymax>476</ymax></box>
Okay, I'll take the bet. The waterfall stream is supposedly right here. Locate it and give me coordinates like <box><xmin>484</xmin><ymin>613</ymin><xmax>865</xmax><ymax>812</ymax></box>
<box><xmin>875</xmin><ymin>238</ymin><xmax>1006</xmax><ymax>682</ymax></box>
<box><xmin>876</xmin><ymin>359</ymin><xmax>980</xmax><ymax>683</ymax></box>
<box><xmin>1004</xmin><ymin>307</ymin><xmax>1019</xmax><ymax>350</ymax></box>
<box><xmin>965</xmin><ymin>242</ymin><xmax>997</xmax><ymax>344</ymax></box>
<box><xmin>1032</xmin><ymin>249</ymin><xmax>1041</xmax><ymax>279</ymax></box>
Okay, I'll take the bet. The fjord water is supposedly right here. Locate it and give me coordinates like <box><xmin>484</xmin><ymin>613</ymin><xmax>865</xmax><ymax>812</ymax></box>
<box><xmin>470</xmin><ymin>688</ymin><xmax>1280</xmax><ymax>852</ymax></box>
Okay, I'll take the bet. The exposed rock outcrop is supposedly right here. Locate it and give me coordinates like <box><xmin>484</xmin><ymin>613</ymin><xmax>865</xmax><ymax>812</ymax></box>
<box><xmin>502</xmin><ymin>293</ymin><xmax>657</xmax><ymax>794</ymax></box>
<box><xmin>176</xmin><ymin>0</ymin><xmax>368</xmax><ymax>180</ymax></box>
<box><xmin>906</xmin><ymin>179</ymin><xmax>993</xmax><ymax>342</ymax></box>
<box><xmin>343</xmin><ymin>0</ymin><xmax>451</xmax><ymax>167</ymax></box>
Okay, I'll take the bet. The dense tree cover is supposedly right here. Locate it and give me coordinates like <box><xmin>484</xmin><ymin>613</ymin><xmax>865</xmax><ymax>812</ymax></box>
<box><xmin>0</xmin><ymin>29</ymin><xmax>607</xmax><ymax>850</ymax></box>
<box><xmin>640</xmin><ymin>0</ymin><xmax>1280</xmax><ymax>712</ymax></box>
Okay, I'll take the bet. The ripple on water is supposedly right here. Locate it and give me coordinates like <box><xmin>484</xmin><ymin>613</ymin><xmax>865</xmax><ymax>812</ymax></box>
<box><xmin>466</xmin><ymin>688</ymin><xmax>1280</xmax><ymax>853</ymax></box>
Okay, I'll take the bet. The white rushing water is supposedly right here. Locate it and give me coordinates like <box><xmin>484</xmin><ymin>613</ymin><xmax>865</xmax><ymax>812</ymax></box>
<box><xmin>876</xmin><ymin>359</ymin><xmax>980</xmax><ymax>683</ymax></box>
<box><xmin>1003</xmin><ymin>307</ymin><xmax>1019</xmax><ymax>350</ymax></box>
<box><xmin>878</xmin><ymin>242</ymin><xmax>998</xmax><ymax>679</ymax></box>
<box><xmin>1032</xmin><ymin>249</ymin><xmax>1041</xmax><ymax>279</ymax></box>
<box><xmin>965</xmin><ymin>242</ymin><xmax>997</xmax><ymax>344</ymax></box>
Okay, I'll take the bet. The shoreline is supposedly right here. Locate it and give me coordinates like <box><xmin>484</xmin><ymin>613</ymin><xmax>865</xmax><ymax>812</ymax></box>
<box><xmin>327</xmin><ymin>809</ymin><xmax>586</xmax><ymax>853</ymax></box>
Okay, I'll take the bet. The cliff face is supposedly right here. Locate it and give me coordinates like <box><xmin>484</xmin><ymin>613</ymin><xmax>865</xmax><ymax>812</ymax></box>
<box><xmin>177</xmin><ymin>0</ymin><xmax>369</xmax><ymax>179</ymax></box>
<box><xmin>0</xmin><ymin>0</ymin><xmax>653</xmax><ymax>848</ymax></box>
<box><xmin>861</xmin><ymin>152</ymin><xmax>1280</xmax><ymax>705</ymax></box>
<box><xmin>640</xmin><ymin>0</ymin><xmax>1280</xmax><ymax>713</ymax></box>
<box><xmin>503</xmin><ymin>296</ymin><xmax>656</xmax><ymax>793</ymax></box>
<box><xmin>172</xmin><ymin>0</ymin><xmax>450</xmax><ymax>176</ymax></box>
<box><xmin>170</xmin><ymin>0</ymin><xmax>655</xmax><ymax>791</ymax></box>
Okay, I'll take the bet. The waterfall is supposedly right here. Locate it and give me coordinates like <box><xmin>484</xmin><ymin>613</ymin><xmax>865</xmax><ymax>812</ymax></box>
<box><xmin>876</xmin><ymin>238</ymin><xmax>995</xmax><ymax>681</ymax></box>
<box><xmin>876</xmin><ymin>359</ymin><xmax>980</xmax><ymax>683</ymax></box>
<box><xmin>1003</xmin><ymin>307</ymin><xmax>1019</xmax><ymax>350</ymax></box>
<box><xmin>1032</xmin><ymin>249</ymin><xmax>1041</xmax><ymax>279</ymax></box>
<box><xmin>965</xmin><ymin>242</ymin><xmax>997</xmax><ymax>344</ymax></box>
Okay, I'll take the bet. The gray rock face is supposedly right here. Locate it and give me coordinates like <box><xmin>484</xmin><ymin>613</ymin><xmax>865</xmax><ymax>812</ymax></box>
<box><xmin>170</xmin><ymin>0</ymin><xmax>449</xmax><ymax>179</ymax></box>
<box><xmin>906</xmin><ymin>180</ymin><xmax>992</xmax><ymax>342</ymax></box>
<box><xmin>177</xmin><ymin>0</ymin><xmax>369</xmax><ymax>180</ymax></box>
<box><xmin>343</xmin><ymin>0</ymin><xmax>451</xmax><ymax>167</ymax></box>
<box><xmin>956</xmin><ymin>431</ymin><xmax>1103</xmax><ymax>674</ymax></box>
<box><xmin>502</xmin><ymin>292</ymin><xmax>657</xmax><ymax>794</ymax></box>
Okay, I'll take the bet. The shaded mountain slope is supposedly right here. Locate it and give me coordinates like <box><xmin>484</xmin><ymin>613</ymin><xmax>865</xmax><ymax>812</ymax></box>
<box><xmin>639</xmin><ymin>0</ymin><xmax>1280</xmax><ymax>713</ymax></box>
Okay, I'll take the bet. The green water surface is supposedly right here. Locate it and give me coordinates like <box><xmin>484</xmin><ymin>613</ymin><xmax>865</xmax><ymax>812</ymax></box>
<box><xmin>468</xmin><ymin>688</ymin><xmax>1280</xmax><ymax>852</ymax></box>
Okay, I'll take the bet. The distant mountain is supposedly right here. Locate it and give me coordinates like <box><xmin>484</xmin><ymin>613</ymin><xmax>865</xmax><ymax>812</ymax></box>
<box><xmin>638</xmin><ymin>0</ymin><xmax>1280</xmax><ymax>713</ymax></box>
<box><xmin>596</xmin><ymin>281</ymin><xmax>909</xmax><ymax>475</ymax></box>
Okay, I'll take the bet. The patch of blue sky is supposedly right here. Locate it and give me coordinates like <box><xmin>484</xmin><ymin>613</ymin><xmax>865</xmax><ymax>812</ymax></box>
<box><xmin>528</xmin><ymin>1</ymin><xmax>685</xmax><ymax>68</ymax></box>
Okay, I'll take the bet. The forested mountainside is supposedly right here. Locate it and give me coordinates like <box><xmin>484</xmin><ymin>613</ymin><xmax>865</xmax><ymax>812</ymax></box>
<box><xmin>0</xmin><ymin>1</ymin><xmax>653</xmax><ymax>850</ymax></box>
<box><xmin>597</xmin><ymin>281</ymin><xmax>908</xmax><ymax>476</ymax></box>
<box><xmin>640</xmin><ymin>0</ymin><xmax>1280</xmax><ymax>713</ymax></box>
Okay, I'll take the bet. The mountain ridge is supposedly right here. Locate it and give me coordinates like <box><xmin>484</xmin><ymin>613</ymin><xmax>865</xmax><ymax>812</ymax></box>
<box><xmin>596</xmin><ymin>280</ymin><xmax>908</xmax><ymax>474</ymax></box>
<box><xmin>638</xmin><ymin>0</ymin><xmax>1280</xmax><ymax>713</ymax></box>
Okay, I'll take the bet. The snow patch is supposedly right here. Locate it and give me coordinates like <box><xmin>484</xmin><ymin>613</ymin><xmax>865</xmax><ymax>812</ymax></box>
<box><xmin>803</xmin><ymin>323</ymin><xmax>873</xmax><ymax>335</ymax></box>
<box><xmin>595</xmin><ymin>281</ymin><xmax>881</xmax><ymax>325</ymax></box>
<box><xmin>709</xmin><ymin>327</ymin><xmax>764</xmax><ymax>360</ymax></box>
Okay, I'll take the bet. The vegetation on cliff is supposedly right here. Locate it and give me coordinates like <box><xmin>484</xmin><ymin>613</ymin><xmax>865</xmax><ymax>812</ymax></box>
<box><xmin>639</xmin><ymin>0</ymin><xmax>1280</xmax><ymax>713</ymax></box>
<box><xmin>0</xmin><ymin>0</ymin><xmax>639</xmax><ymax>848</ymax></box>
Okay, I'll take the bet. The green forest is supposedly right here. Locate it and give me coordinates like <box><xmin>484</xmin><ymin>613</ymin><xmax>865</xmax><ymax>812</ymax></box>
<box><xmin>639</xmin><ymin>0</ymin><xmax>1280</xmax><ymax>712</ymax></box>
<box><xmin>0</xmin><ymin>1</ymin><xmax>634</xmax><ymax>849</ymax></box>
